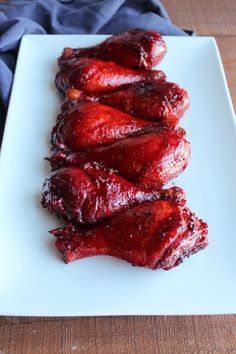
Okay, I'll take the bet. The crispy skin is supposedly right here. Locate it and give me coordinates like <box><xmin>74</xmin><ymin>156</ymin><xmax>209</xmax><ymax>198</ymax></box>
<box><xmin>52</xmin><ymin>101</ymin><xmax>156</xmax><ymax>151</ymax></box>
<box><xmin>51</xmin><ymin>197</ymin><xmax>208</xmax><ymax>270</ymax></box>
<box><xmin>58</xmin><ymin>29</ymin><xmax>167</xmax><ymax>70</ymax></box>
<box><xmin>62</xmin><ymin>78</ymin><xmax>190</xmax><ymax>124</ymax></box>
<box><xmin>55</xmin><ymin>57</ymin><xmax>166</xmax><ymax>93</ymax></box>
<box><xmin>49</xmin><ymin>125</ymin><xmax>191</xmax><ymax>189</ymax></box>
<box><xmin>41</xmin><ymin>162</ymin><xmax>167</xmax><ymax>224</ymax></box>
<box><xmin>97</xmin><ymin>80</ymin><xmax>190</xmax><ymax>123</ymax></box>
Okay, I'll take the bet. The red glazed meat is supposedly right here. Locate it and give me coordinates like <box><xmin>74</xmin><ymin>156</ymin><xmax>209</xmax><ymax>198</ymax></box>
<box><xmin>55</xmin><ymin>57</ymin><xmax>166</xmax><ymax>93</ymax></box>
<box><xmin>52</xmin><ymin>101</ymin><xmax>156</xmax><ymax>151</ymax></box>
<box><xmin>63</xmin><ymin>78</ymin><xmax>190</xmax><ymax>124</ymax></box>
<box><xmin>97</xmin><ymin>80</ymin><xmax>190</xmax><ymax>123</ymax></box>
<box><xmin>58</xmin><ymin>29</ymin><xmax>167</xmax><ymax>70</ymax></box>
<box><xmin>41</xmin><ymin>162</ymin><xmax>167</xmax><ymax>224</ymax></box>
<box><xmin>49</xmin><ymin>125</ymin><xmax>191</xmax><ymax>188</ymax></box>
<box><xmin>51</xmin><ymin>194</ymin><xmax>208</xmax><ymax>270</ymax></box>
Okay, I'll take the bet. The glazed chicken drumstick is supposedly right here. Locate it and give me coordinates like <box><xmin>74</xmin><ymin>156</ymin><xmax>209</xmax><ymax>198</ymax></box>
<box><xmin>42</xmin><ymin>28</ymin><xmax>209</xmax><ymax>272</ymax></box>
<box><xmin>42</xmin><ymin>162</ymin><xmax>166</xmax><ymax>224</ymax></box>
<box><xmin>58</xmin><ymin>29</ymin><xmax>167</xmax><ymax>70</ymax></box>
<box><xmin>49</xmin><ymin>125</ymin><xmax>190</xmax><ymax>189</ymax></box>
<box><xmin>55</xmin><ymin>57</ymin><xmax>166</xmax><ymax>94</ymax></box>
<box><xmin>52</xmin><ymin>101</ymin><xmax>156</xmax><ymax>151</ymax></box>
<box><xmin>51</xmin><ymin>190</ymin><xmax>208</xmax><ymax>270</ymax></box>
<box><xmin>64</xmin><ymin>78</ymin><xmax>189</xmax><ymax>124</ymax></box>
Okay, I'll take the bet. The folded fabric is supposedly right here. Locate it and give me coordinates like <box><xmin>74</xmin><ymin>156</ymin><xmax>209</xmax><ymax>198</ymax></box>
<box><xmin>0</xmin><ymin>0</ymin><xmax>193</xmax><ymax>143</ymax></box>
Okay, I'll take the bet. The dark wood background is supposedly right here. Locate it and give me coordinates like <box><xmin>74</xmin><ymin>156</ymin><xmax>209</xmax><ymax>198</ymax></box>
<box><xmin>0</xmin><ymin>1</ymin><xmax>236</xmax><ymax>353</ymax></box>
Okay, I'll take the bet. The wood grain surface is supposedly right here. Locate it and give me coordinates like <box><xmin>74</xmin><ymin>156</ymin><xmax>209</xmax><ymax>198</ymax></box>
<box><xmin>1</xmin><ymin>1</ymin><xmax>236</xmax><ymax>353</ymax></box>
<box><xmin>164</xmin><ymin>0</ymin><xmax>236</xmax><ymax>36</ymax></box>
<box><xmin>164</xmin><ymin>0</ymin><xmax>236</xmax><ymax>109</ymax></box>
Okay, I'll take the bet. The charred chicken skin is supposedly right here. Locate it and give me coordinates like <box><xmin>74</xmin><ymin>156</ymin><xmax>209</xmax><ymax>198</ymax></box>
<box><xmin>41</xmin><ymin>29</ymin><xmax>208</xmax><ymax>271</ymax></box>
<box><xmin>62</xmin><ymin>78</ymin><xmax>190</xmax><ymax>124</ymax></box>
<box><xmin>49</xmin><ymin>125</ymin><xmax>191</xmax><ymax>188</ymax></box>
<box><xmin>52</xmin><ymin>101</ymin><xmax>156</xmax><ymax>151</ymax></box>
<box><xmin>51</xmin><ymin>192</ymin><xmax>208</xmax><ymax>270</ymax></box>
<box><xmin>55</xmin><ymin>57</ymin><xmax>166</xmax><ymax>93</ymax></box>
<box><xmin>41</xmin><ymin>162</ymin><xmax>170</xmax><ymax>225</ymax></box>
<box><xmin>58</xmin><ymin>29</ymin><xmax>167</xmax><ymax>70</ymax></box>
<box><xmin>98</xmin><ymin>80</ymin><xmax>190</xmax><ymax>123</ymax></box>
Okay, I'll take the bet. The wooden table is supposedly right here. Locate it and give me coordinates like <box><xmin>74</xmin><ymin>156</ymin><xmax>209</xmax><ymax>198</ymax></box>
<box><xmin>0</xmin><ymin>1</ymin><xmax>236</xmax><ymax>353</ymax></box>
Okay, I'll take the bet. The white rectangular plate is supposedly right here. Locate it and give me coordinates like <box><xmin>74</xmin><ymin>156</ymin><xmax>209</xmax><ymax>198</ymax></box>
<box><xmin>0</xmin><ymin>35</ymin><xmax>236</xmax><ymax>316</ymax></box>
